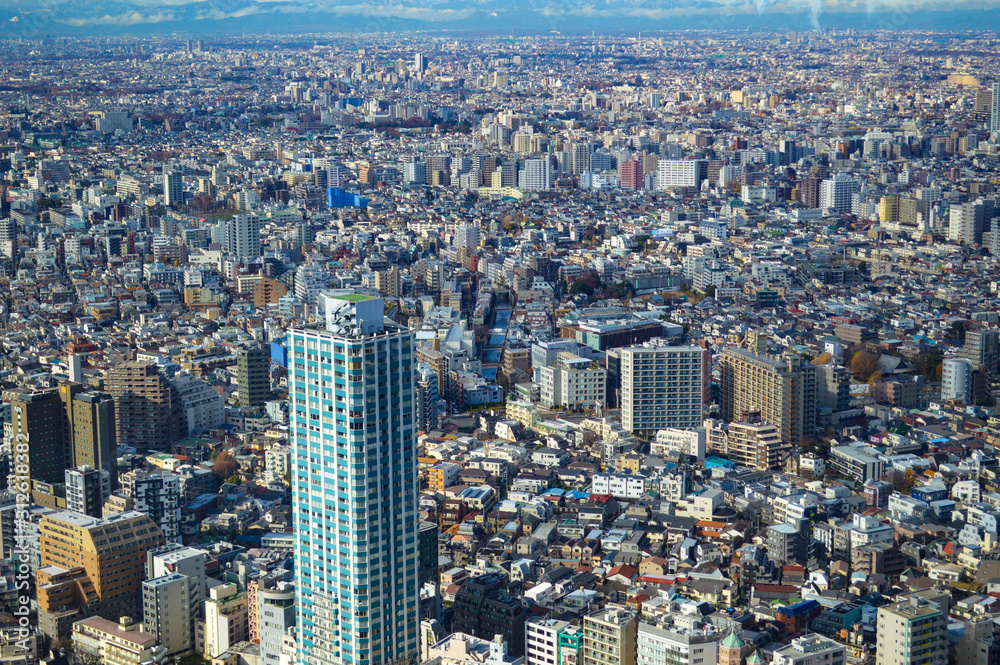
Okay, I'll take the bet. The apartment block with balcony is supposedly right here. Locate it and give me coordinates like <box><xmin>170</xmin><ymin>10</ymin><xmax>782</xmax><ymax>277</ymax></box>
<box><xmin>582</xmin><ymin>607</ymin><xmax>637</xmax><ymax>665</ymax></box>
<box><xmin>875</xmin><ymin>597</ymin><xmax>946</xmax><ymax>665</ymax></box>
<box><xmin>539</xmin><ymin>352</ymin><xmax>606</xmax><ymax>410</ymax></box>
<box><xmin>620</xmin><ymin>343</ymin><xmax>705</xmax><ymax>435</ymax></box>
<box><xmin>720</xmin><ymin>346</ymin><xmax>816</xmax><ymax>446</ymax></box>
<box><xmin>637</xmin><ymin>618</ymin><xmax>719</xmax><ymax>665</ymax></box>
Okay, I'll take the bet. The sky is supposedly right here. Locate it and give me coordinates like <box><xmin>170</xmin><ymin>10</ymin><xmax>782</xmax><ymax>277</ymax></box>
<box><xmin>2</xmin><ymin>0</ymin><xmax>1000</xmax><ymax>36</ymax></box>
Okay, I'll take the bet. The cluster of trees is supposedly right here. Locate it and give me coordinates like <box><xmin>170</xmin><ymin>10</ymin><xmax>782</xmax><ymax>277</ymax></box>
<box><xmin>565</xmin><ymin>271</ymin><xmax>635</xmax><ymax>301</ymax></box>
<box><xmin>36</xmin><ymin>196</ymin><xmax>62</xmax><ymax>211</ymax></box>
<box><xmin>910</xmin><ymin>349</ymin><xmax>943</xmax><ymax>381</ymax></box>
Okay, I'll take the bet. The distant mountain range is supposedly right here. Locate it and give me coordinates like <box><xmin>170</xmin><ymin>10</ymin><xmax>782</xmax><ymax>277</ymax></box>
<box><xmin>3</xmin><ymin>0</ymin><xmax>1000</xmax><ymax>37</ymax></box>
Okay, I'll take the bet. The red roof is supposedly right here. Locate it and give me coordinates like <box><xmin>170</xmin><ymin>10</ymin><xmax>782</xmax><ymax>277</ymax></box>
<box><xmin>754</xmin><ymin>584</ymin><xmax>800</xmax><ymax>593</ymax></box>
<box><xmin>608</xmin><ymin>564</ymin><xmax>638</xmax><ymax>580</ymax></box>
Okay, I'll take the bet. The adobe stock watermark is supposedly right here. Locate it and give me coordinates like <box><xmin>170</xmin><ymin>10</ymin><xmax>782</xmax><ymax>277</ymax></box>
<box><xmin>12</xmin><ymin>430</ymin><xmax>34</xmax><ymax>657</ymax></box>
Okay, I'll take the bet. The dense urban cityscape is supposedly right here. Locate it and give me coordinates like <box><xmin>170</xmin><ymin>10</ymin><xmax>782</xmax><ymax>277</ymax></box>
<box><xmin>0</xmin><ymin>25</ymin><xmax>999</xmax><ymax>665</ymax></box>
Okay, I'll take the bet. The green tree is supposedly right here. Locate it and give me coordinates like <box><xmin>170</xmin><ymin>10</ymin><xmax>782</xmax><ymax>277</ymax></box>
<box><xmin>37</xmin><ymin>196</ymin><xmax>62</xmax><ymax>211</ymax></box>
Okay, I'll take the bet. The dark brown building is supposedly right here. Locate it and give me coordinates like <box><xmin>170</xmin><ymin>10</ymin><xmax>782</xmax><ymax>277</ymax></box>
<box><xmin>107</xmin><ymin>362</ymin><xmax>181</xmax><ymax>451</ymax></box>
<box><xmin>451</xmin><ymin>573</ymin><xmax>527</xmax><ymax>656</ymax></box>
<box><xmin>801</xmin><ymin>175</ymin><xmax>821</xmax><ymax>209</ymax></box>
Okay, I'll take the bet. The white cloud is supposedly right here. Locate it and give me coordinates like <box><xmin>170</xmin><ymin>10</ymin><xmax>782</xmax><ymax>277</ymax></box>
<box><xmin>55</xmin><ymin>9</ymin><xmax>176</xmax><ymax>25</ymax></box>
<box><xmin>123</xmin><ymin>0</ymin><xmax>209</xmax><ymax>7</ymax></box>
<box><xmin>303</xmin><ymin>3</ymin><xmax>477</xmax><ymax>20</ymax></box>
<box><xmin>195</xmin><ymin>4</ymin><xmax>262</xmax><ymax>18</ymax></box>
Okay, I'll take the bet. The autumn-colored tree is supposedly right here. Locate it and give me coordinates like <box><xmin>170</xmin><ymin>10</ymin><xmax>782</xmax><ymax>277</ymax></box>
<box><xmin>213</xmin><ymin>449</ymin><xmax>239</xmax><ymax>478</ymax></box>
<box><xmin>811</xmin><ymin>352</ymin><xmax>833</xmax><ymax>366</ymax></box>
<box><xmin>849</xmin><ymin>350</ymin><xmax>882</xmax><ymax>383</ymax></box>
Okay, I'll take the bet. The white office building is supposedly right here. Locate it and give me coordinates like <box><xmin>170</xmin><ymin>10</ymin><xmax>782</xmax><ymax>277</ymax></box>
<box><xmin>819</xmin><ymin>173</ymin><xmax>860</xmax><ymax>213</ymax></box>
<box><xmin>403</xmin><ymin>161</ymin><xmax>426</xmax><ymax>186</ymax></box>
<box><xmin>172</xmin><ymin>371</ymin><xmax>225</xmax><ymax>436</ymax></box>
<box><xmin>538</xmin><ymin>353</ymin><xmax>606</xmax><ymax>410</ymax></box>
<box><xmin>656</xmin><ymin>160</ymin><xmax>704</xmax><ymax>189</ymax></box>
<box><xmin>525</xmin><ymin>617</ymin><xmax>579</xmax><ymax>665</ymax></box>
<box><xmin>591</xmin><ymin>472</ymin><xmax>646</xmax><ymax>500</ymax></box>
<box><xmin>942</xmin><ymin>357</ymin><xmax>974</xmax><ymax>402</ymax></box>
<box><xmin>226</xmin><ymin>213</ymin><xmax>262</xmax><ymax>259</ymax></box>
<box><xmin>95</xmin><ymin>111</ymin><xmax>133</xmax><ymax>134</ymax></box>
<box><xmin>121</xmin><ymin>469</ymin><xmax>181</xmax><ymax>543</ymax></box>
<box><xmin>520</xmin><ymin>158</ymin><xmax>552</xmax><ymax>191</ymax></box>
<box><xmin>637</xmin><ymin>619</ymin><xmax>719</xmax><ymax>665</ymax></box>
<box><xmin>142</xmin><ymin>573</ymin><xmax>192</xmax><ymax>656</ymax></box>
<box><xmin>651</xmin><ymin>428</ymin><xmax>706</xmax><ymax>461</ymax></box>
<box><xmin>455</xmin><ymin>224</ymin><xmax>481</xmax><ymax>250</ymax></box>
<box><xmin>260</xmin><ymin>583</ymin><xmax>296</xmax><ymax>665</ymax></box>
<box><xmin>295</xmin><ymin>263</ymin><xmax>330</xmax><ymax>305</ymax></box>
<box><xmin>771</xmin><ymin>634</ymin><xmax>846</xmax><ymax>665</ymax></box>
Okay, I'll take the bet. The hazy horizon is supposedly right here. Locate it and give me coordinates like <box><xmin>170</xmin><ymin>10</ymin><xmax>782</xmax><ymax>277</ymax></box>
<box><xmin>4</xmin><ymin>0</ymin><xmax>1000</xmax><ymax>39</ymax></box>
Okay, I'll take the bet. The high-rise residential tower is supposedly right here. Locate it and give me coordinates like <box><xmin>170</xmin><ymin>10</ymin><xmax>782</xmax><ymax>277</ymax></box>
<box><xmin>9</xmin><ymin>384</ymin><xmax>119</xmax><ymax>506</ymax></box>
<box><xmin>720</xmin><ymin>342</ymin><xmax>817</xmax><ymax>446</ymax></box>
<box><xmin>67</xmin><ymin>390</ymin><xmax>118</xmax><ymax>490</ymax></box>
<box><xmin>619</xmin><ymin>342</ymin><xmax>706</xmax><ymax>435</ymax></box>
<box><xmin>819</xmin><ymin>172</ymin><xmax>860</xmax><ymax>213</ymax></box>
<box><xmin>290</xmin><ymin>295</ymin><xmax>419</xmax><ymax>665</ymax></box>
<box><xmin>164</xmin><ymin>171</ymin><xmax>183</xmax><ymax>207</ymax></box>
<box><xmin>107</xmin><ymin>362</ymin><xmax>182</xmax><ymax>450</ymax></box>
<box><xmin>9</xmin><ymin>388</ymin><xmax>69</xmax><ymax>492</ymax></box>
<box><xmin>238</xmin><ymin>346</ymin><xmax>272</xmax><ymax>409</ymax></box>
<box><xmin>992</xmin><ymin>81</ymin><xmax>1000</xmax><ymax>138</ymax></box>
<box><xmin>227</xmin><ymin>213</ymin><xmax>262</xmax><ymax>260</ymax></box>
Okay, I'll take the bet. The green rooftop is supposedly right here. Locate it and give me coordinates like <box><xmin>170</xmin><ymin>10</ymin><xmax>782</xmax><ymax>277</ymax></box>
<box><xmin>335</xmin><ymin>294</ymin><xmax>376</xmax><ymax>302</ymax></box>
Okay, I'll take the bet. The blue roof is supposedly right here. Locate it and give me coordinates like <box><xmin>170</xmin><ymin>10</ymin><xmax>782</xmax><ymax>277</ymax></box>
<box><xmin>778</xmin><ymin>600</ymin><xmax>820</xmax><ymax>616</ymax></box>
<box><xmin>705</xmin><ymin>457</ymin><xmax>736</xmax><ymax>469</ymax></box>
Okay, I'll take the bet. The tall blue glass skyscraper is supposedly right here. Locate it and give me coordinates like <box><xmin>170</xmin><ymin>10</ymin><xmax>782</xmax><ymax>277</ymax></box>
<box><xmin>290</xmin><ymin>295</ymin><xmax>419</xmax><ymax>665</ymax></box>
